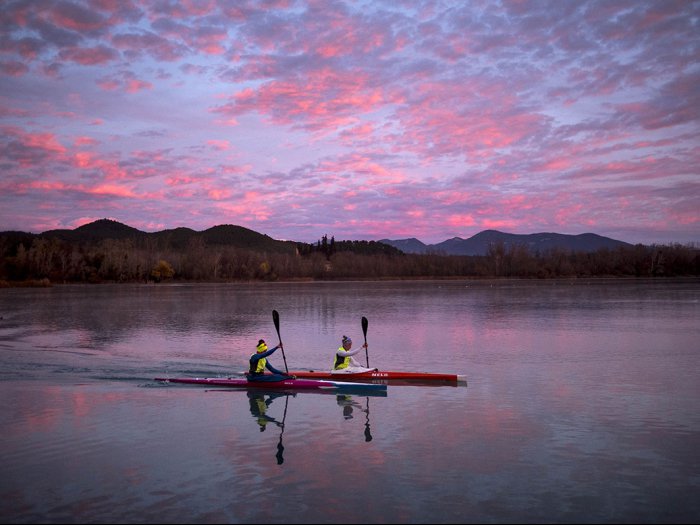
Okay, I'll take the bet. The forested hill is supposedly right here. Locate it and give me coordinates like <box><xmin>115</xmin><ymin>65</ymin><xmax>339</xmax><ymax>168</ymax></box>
<box><xmin>1</xmin><ymin>219</ymin><xmax>697</xmax><ymax>283</ymax></box>
<box><xmin>9</xmin><ymin>219</ymin><xmax>298</xmax><ymax>254</ymax></box>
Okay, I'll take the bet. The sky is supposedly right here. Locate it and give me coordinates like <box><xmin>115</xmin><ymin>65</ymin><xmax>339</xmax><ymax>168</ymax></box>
<box><xmin>1</xmin><ymin>0</ymin><xmax>698</xmax><ymax>246</ymax></box>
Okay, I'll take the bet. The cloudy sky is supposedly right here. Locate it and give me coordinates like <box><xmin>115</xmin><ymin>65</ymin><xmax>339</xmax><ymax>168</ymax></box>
<box><xmin>1</xmin><ymin>0</ymin><xmax>698</xmax><ymax>245</ymax></box>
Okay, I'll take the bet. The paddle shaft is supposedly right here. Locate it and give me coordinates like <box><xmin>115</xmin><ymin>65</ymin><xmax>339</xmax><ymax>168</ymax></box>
<box><xmin>272</xmin><ymin>310</ymin><xmax>289</xmax><ymax>374</ymax></box>
<box><xmin>276</xmin><ymin>394</ymin><xmax>289</xmax><ymax>465</ymax></box>
<box><xmin>362</xmin><ymin>316</ymin><xmax>369</xmax><ymax>368</ymax></box>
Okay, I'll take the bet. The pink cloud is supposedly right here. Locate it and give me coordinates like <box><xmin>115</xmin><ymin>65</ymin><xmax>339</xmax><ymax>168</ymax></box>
<box><xmin>46</xmin><ymin>1</ymin><xmax>110</xmax><ymax>32</ymax></box>
<box><xmin>481</xmin><ymin>218</ymin><xmax>520</xmax><ymax>230</ymax></box>
<box><xmin>207</xmin><ymin>188</ymin><xmax>232</xmax><ymax>200</ymax></box>
<box><xmin>214</xmin><ymin>68</ymin><xmax>386</xmax><ymax>132</ymax></box>
<box><xmin>0</xmin><ymin>60</ymin><xmax>30</xmax><ymax>76</ymax></box>
<box><xmin>96</xmin><ymin>78</ymin><xmax>120</xmax><ymax>90</ymax></box>
<box><xmin>165</xmin><ymin>175</ymin><xmax>198</xmax><ymax>186</ymax></box>
<box><xmin>0</xmin><ymin>1</ymin><xmax>696</xmax><ymax>246</ymax></box>
<box><xmin>125</xmin><ymin>78</ymin><xmax>152</xmax><ymax>92</ymax></box>
<box><xmin>207</xmin><ymin>140</ymin><xmax>230</xmax><ymax>151</ymax></box>
<box><xmin>23</xmin><ymin>132</ymin><xmax>66</xmax><ymax>154</ymax></box>
<box><xmin>96</xmin><ymin>71</ymin><xmax>152</xmax><ymax>92</ymax></box>
<box><xmin>74</xmin><ymin>136</ymin><xmax>99</xmax><ymax>146</ymax></box>
<box><xmin>58</xmin><ymin>46</ymin><xmax>119</xmax><ymax>65</ymax></box>
<box><xmin>447</xmin><ymin>214</ymin><xmax>477</xmax><ymax>228</ymax></box>
<box><xmin>111</xmin><ymin>31</ymin><xmax>187</xmax><ymax>61</ymax></box>
<box><xmin>87</xmin><ymin>183</ymin><xmax>137</xmax><ymax>198</ymax></box>
<box><xmin>0</xmin><ymin>127</ymin><xmax>67</xmax><ymax>167</ymax></box>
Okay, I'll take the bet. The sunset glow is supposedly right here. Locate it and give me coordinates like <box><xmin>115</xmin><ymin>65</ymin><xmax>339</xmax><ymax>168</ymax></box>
<box><xmin>1</xmin><ymin>0</ymin><xmax>698</xmax><ymax>245</ymax></box>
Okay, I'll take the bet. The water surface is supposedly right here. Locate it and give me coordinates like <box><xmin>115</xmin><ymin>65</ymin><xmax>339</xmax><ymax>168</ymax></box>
<box><xmin>1</xmin><ymin>279</ymin><xmax>698</xmax><ymax>523</ymax></box>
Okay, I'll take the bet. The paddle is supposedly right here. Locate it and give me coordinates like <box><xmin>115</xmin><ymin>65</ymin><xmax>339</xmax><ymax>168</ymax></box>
<box><xmin>362</xmin><ymin>316</ymin><xmax>369</xmax><ymax>368</ymax></box>
<box><xmin>276</xmin><ymin>394</ymin><xmax>289</xmax><ymax>465</ymax></box>
<box><xmin>272</xmin><ymin>309</ymin><xmax>289</xmax><ymax>374</ymax></box>
<box><xmin>364</xmin><ymin>397</ymin><xmax>372</xmax><ymax>442</ymax></box>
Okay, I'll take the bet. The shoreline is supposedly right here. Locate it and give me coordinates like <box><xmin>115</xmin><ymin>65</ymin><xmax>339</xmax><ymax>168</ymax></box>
<box><xmin>3</xmin><ymin>275</ymin><xmax>699</xmax><ymax>288</ymax></box>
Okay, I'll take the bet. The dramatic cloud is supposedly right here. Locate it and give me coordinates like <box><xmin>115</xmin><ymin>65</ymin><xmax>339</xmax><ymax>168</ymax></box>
<box><xmin>1</xmin><ymin>0</ymin><xmax>698</xmax><ymax>245</ymax></box>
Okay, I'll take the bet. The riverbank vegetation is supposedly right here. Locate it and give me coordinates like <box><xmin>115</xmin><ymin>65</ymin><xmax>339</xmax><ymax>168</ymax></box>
<box><xmin>0</xmin><ymin>232</ymin><xmax>697</xmax><ymax>285</ymax></box>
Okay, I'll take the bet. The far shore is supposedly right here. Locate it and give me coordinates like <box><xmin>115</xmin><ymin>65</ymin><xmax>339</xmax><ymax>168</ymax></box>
<box><xmin>3</xmin><ymin>275</ymin><xmax>698</xmax><ymax>289</ymax></box>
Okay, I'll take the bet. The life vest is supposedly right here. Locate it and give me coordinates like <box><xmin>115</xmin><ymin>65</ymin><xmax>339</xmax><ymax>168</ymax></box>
<box><xmin>250</xmin><ymin>342</ymin><xmax>268</xmax><ymax>374</ymax></box>
<box><xmin>334</xmin><ymin>346</ymin><xmax>349</xmax><ymax>370</ymax></box>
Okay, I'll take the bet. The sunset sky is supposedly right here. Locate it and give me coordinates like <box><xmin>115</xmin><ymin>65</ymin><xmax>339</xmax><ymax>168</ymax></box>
<box><xmin>1</xmin><ymin>0</ymin><xmax>698</xmax><ymax>245</ymax></box>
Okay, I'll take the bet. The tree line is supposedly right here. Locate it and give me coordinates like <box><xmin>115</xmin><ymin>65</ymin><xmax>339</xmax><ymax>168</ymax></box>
<box><xmin>0</xmin><ymin>233</ymin><xmax>697</xmax><ymax>286</ymax></box>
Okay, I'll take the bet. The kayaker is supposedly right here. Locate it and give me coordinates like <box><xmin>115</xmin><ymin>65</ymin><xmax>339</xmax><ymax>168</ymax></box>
<box><xmin>247</xmin><ymin>339</ymin><xmax>293</xmax><ymax>381</ymax></box>
<box><xmin>331</xmin><ymin>335</ymin><xmax>376</xmax><ymax>374</ymax></box>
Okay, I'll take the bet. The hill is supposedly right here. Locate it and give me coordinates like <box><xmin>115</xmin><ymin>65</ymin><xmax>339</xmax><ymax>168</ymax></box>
<box><xmin>377</xmin><ymin>237</ymin><xmax>429</xmax><ymax>254</ymax></box>
<box><xmin>30</xmin><ymin>219</ymin><xmax>296</xmax><ymax>254</ymax></box>
<box><xmin>41</xmin><ymin>219</ymin><xmax>144</xmax><ymax>242</ymax></box>
<box><xmin>380</xmin><ymin>230</ymin><xmax>631</xmax><ymax>255</ymax></box>
<box><xmin>3</xmin><ymin>221</ymin><xmax>634</xmax><ymax>257</ymax></box>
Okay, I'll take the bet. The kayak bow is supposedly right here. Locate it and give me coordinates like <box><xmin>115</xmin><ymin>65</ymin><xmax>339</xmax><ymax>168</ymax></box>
<box><xmin>287</xmin><ymin>370</ymin><xmax>467</xmax><ymax>386</ymax></box>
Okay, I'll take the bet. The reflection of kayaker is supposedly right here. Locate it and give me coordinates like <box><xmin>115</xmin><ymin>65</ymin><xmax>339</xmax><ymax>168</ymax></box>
<box><xmin>336</xmin><ymin>394</ymin><xmax>364</xmax><ymax>419</ymax></box>
<box><xmin>247</xmin><ymin>390</ymin><xmax>290</xmax><ymax>465</ymax></box>
<box><xmin>247</xmin><ymin>391</ymin><xmax>285</xmax><ymax>432</ymax></box>
<box><xmin>337</xmin><ymin>395</ymin><xmax>373</xmax><ymax>442</ymax></box>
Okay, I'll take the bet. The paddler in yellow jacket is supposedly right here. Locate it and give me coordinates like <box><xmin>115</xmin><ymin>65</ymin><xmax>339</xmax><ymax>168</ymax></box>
<box><xmin>331</xmin><ymin>335</ymin><xmax>376</xmax><ymax>374</ymax></box>
<box><xmin>247</xmin><ymin>339</ymin><xmax>293</xmax><ymax>382</ymax></box>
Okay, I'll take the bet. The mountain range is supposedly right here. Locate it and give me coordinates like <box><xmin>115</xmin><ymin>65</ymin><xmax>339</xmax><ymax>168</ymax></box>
<box><xmin>3</xmin><ymin>219</ymin><xmax>298</xmax><ymax>254</ymax></box>
<box><xmin>379</xmin><ymin>230</ymin><xmax>631</xmax><ymax>256</ymax></box>
<box><xmin>3</xmin><ymin>219</ymin><xmax>632</xmax><ymax>256</ymax></box>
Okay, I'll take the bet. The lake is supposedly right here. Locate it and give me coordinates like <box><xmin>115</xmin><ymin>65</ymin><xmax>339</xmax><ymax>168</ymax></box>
<box><xmin>1</xmin><ymin>279</ymin><xmax>698</xmax><ymax>523</ymax></box>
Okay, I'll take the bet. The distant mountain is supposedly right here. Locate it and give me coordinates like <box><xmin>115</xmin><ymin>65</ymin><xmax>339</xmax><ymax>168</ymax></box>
<box><xmin>42</xmin><ymin>219</ymin><xmax>144</xmax><ymax>242</ymax></box>
<box><xmin>150</xmin><ymin>227</ymin><xmax>198</xmax><ymax>250</ymax></box>
<box><xmin>377</xmin><ymin>237</ymin><xmax>429</xmax><ymax>254</ymax></box>
<box><xmin>380</xmin><ymin>230</ymin><xmax>631</xmax><ymax>255</ymax></box>
<box><xmin>3</xmin><ymin>220</ymin><xmax>632</xmax><ymax>257</ymax></box>
<box><xmin>200</xmin><ymin>224</ymin><xmax>286</xmax><ymax>250</ymax></box>
<box><xmin>31</xmin><ymin>219</ymin><xmax>296</xmax><ymax>254</ymax></box>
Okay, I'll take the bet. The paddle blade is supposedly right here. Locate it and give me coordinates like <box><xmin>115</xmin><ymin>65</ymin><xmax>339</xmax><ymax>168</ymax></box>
<box><xmin>272</xmin><ymin>309</ymin><xmax>288</xmax><ymax>373</ymax></box>
<box><xmin>273</xmin><ymin>310</ymin><xmax>280</xmax><ymax>334</ymax></box>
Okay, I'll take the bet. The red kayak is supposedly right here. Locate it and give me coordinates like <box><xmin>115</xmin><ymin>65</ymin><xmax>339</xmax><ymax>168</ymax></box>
<box><xmin>154</xmin><ymin>376</ymin><xmax>388</xmax><ymax>393</ymax></box>
<box><xmin>287</xmin><ymin>370</ymin><xmax>467</xmax><ymax>386</ymax></box>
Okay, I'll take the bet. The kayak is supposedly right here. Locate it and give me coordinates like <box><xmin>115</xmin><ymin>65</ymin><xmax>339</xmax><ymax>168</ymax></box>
<box><xmin>287</xmin><ymin>370</ymin><xmax>467</xmax><ymax>385</ymax></box>
<box><xmin>154</xmin><ymin>376</ymin><xmax>388</xmax><ymax>394</ymax></box>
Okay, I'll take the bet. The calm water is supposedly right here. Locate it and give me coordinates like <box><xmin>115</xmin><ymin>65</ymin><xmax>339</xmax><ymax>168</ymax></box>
<box><xmin>0</xmin><ymin>279</ymin><xmax>698</xmax><ymax>523</ymax></box>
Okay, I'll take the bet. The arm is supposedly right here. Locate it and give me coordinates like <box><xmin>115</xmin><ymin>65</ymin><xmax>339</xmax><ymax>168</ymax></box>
<box><xmin>256</xmin><ymin>345</ymin><xmax>279</xmax><ymax>358</ymax></box>
<box><xmin>265</xmin><ymin>361</ymin><xmax>286</xmax><ymax>376</ymax></box>
<box><xmin>348</xmin><ymin>356</ymin><xmax>364</xmax><ymax>367</ymax></box>
<box><xmin>336</xmin><ymin>346</ymin><xmax>363</xmax><ymax>358</ymax></box>
<box><xmin>249</xmin><ymin>345</ymin><xmax>279</xmax><ymax>368</ymax></box>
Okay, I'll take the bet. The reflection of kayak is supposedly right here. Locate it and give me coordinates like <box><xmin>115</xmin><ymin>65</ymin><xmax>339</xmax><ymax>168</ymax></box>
<box><xmin>208</xmin><ymin>386</ymin><xmax>387</xmax><ymax>398</ymax></box>
<box><xmin>288</xmin><ymin>370</ymin><xmax>467</xmax><ymax>385</ymax></box>
<box><xmin>154</xmin><ymin>376</ymin><xmax>387</xmax><ymax>394</ymax></box>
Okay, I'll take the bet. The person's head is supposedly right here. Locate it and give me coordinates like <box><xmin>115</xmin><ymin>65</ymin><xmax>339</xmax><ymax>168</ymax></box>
<box><xmin>342</xmin><ymin>335</ymin><xmax>352</xmax><ymax>349</ymax></box>
<box><xmin>257</xmin><ymin>339</ymin><xmax>267</xmax><ymax>353</ymax></box>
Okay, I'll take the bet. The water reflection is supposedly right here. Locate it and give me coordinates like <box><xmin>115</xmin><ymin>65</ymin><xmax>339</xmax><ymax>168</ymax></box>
<box><xmin>246</xmin><ymin>390</ymin><xmax>290</xmax><ymax>465</ymax></box>
<box><xmin>1</xmin><ymin>280</ymin><xmax>698</xmax><ymax>523</ymax></box>
<box><xmin>337</xmin><ymin>394</ymin><xmax>373</xmax><ymax>442</ymax></box>
<box><xmin>242</xmin><ymin>389</ymin><xmax>378</xmax><ymax>466</ymax></box>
